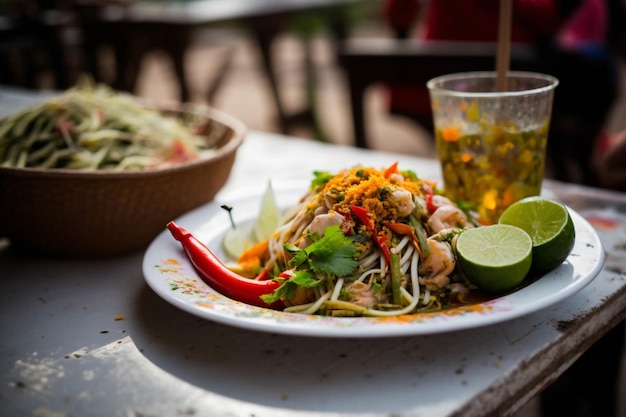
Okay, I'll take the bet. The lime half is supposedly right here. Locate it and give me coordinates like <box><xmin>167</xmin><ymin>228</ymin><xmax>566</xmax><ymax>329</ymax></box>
<box><xmin>498</xmin><ymin>197</ymin><xmax>575</xmax><ymax>273</ymax></box>
<box><xmin>455</xmin><ymin>224</ymin><xmax>533</xmax><ymax>293</ymax></box>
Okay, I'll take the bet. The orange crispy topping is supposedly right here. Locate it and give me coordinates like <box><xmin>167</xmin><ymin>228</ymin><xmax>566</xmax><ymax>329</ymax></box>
<box><xmin>322</xmin><ymin>166</ymin><xmax>425</xmax><ymax>223</ymax></box>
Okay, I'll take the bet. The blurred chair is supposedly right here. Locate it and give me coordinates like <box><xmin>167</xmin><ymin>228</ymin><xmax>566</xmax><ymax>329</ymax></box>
<box><xmin>0</xmin><ymin>0</ymin><xmax>80</xmax><ymax>89</ymax></box>
<box><xmin>337</xmin><ymin>37</ymin><xmax>538</xmax><ymax>148</ymax></box>
<box><xmin>0</xmin><ymin>0</ymin><xmax>233</xmax><ymax>102</ymax></box>
<box><xmin>80</xmin><ymin>3</ymin><xmax>236</xmax><ymax>103</ymax></box>
<box><xmin>72</xmin><ymin>0</ymin><xmax>365</xmax><ymax>140</ymax></box>
<box><xmin>337</xmin><ymin>0</ymin><xmax>542</xmax><ymax>149</ymax></box>
<box><xmin>71</xmin><ymin>1</ymin><xmax>131</xmax><ymax>89</ymax></box>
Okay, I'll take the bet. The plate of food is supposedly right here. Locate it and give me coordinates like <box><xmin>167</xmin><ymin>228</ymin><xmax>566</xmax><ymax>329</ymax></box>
<box><xmin>142</xmin><ymin>164</ymin><xmax>605</xmax><ymax>337</ymax></box>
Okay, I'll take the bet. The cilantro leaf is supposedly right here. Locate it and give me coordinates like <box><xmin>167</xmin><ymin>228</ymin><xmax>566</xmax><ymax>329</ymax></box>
<box><xmin>260</xmin><ymin>271</ymin><xmax>320</xmax><ymax>304</ymax></box>
<box><xmin>266</xmin><ymin>224</ymin><xmax>359</xmax><ymax>305</ymax></box>
<box><xmin>311</xmin><ymin>171</ymin><xmax>335</xmax><ymax>187</ymax></box>
<box><xmin>289</xmin><ymin>224</ymin><xmax>359</xmax><ymax>278</ymax></box>
<box><xmin>400</xmin><ymin>169</ymin><xmax>419</xmax><ymax>181</ymax></box>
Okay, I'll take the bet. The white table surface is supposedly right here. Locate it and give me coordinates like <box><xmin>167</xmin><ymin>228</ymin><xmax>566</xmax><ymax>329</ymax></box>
<box><xmin>1</xmin><ymin>102</ymin><xmax>626</xmax><ymax>417</ymax></box>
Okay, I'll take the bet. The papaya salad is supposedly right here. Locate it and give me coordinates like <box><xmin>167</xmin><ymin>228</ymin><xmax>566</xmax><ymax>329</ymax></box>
<box><xmin>0</xmin><ymin>80</ymin><xmax>217</xmax><ymax>170</ymax></box>
<box><xmin>168</xmin><ymin>163</ymin><xmax>485</xmax><ymax>317</ymax></box>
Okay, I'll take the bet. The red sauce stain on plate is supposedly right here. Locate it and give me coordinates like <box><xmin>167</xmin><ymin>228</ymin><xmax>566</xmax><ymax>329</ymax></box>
<box><xmin>584</xmin><ymin>213</ymin><xmax>621</xmax><ymax>231</ymax></box>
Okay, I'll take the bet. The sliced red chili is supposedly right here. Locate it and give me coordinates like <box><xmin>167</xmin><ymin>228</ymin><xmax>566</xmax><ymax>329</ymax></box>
<box><xmin>422</xmin><ymin>183</ymin><xmax>439</xmax><ymax>213</ymax></box>
<box><xmin>383</xmin><ymin>161</ymin><xmax>399</xmax><ymax>178</ymax></box>
<box><xmin>385</xmin><ymin>222</ymin><xmax>424</xmax><ymax>259</ymax></box>
<box><xmin>351</xmin><ymin>205</ymin><xmax>391</xmax><ymax>263</ymax></box>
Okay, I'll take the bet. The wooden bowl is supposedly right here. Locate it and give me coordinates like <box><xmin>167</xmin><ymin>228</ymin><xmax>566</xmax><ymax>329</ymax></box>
<box><xmin>0</xmin><ymin>105</ymin><xmax>246</xmax><ymax>257</ymax></box>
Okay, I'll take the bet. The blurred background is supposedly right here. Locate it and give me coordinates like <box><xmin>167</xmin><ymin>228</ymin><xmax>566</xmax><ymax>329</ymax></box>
<box><xmin>0</xmin><ymin>0</ymin><xmax>437</xmax><ymax>156</ymax></box>
<box><xmin>4</xmin><ymin>0</ymin><xmax>623</xmax><ymax>165</ymax></box>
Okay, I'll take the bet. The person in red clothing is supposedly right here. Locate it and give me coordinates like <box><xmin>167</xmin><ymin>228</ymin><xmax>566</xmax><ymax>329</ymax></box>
<box><xmin>382</xmin><ymin>2</ymin><xmax>626</xmax><ymax>417</ymax></box>
<box><xmin>383</xmin><ymin>0</ymin><xmax>567</xmax><ymax>126</ymax></box>
<box><xmin>594</xmin><ymin>129</ymin><xmax>626</xmax><ymax>190</ymax></box>
<box><xmin>382</xmin><ymin>0</ymin><xmax>622</xmax><ymax>187</ymax></box>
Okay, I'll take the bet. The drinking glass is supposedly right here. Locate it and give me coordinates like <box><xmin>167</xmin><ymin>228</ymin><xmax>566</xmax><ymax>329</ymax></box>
<box><xmin>427</xmin><ymin>71</ymin><xmax>559</xmax><ymax>223</ymax></box>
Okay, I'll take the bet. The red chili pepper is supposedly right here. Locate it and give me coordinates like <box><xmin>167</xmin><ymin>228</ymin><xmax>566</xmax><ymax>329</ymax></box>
<box><xmin>167</xmin><ymin>221</ymin><xmax>284</xmax><ymax>309</ymax></box>
<box><xmin>383</xmin><ymin>161</ymin><xmax>399</xmax><ymax>178</ymax></box>
<box><xmin>422</xmin><ymin>183</ymin><xmax>439</xmax><ymax>213</ymax></box>
<box><xmin>351</xmin><ymin>205</ymin><xmax>391</xmax><ymax>263</ymax></box>
<box><xmin>385</xmin><ymin>222</ymin><xmax>424</xmax><ymax>259</ymax></box>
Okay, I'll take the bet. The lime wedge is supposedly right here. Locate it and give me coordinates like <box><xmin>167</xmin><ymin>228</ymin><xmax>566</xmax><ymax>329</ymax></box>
<box><xmin>222</xmin><ymin>222</ymin><xmax>254</xmax><ymax>260</ymax></box>
<box><xmin>254</xmin><ymin>181</ymin><xmax>280</xmax><ymax>242</ymax></box>
<box><xmin>222</xmin><ymin>182</ymin><xmax>281</xmax><ymax>260</ymax></box>
<box><xmin>498</xmin><ymin>197</ymin><xmax>575</xmax><ymax>273</ymax></box>
<box><xmin>455</xmin><ymin>224</ymin><xmax>533</xmax><ymax>293</ymax></box>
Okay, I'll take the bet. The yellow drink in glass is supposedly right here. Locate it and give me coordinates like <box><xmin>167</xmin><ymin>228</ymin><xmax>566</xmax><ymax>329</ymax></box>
<box><xmin>428</xmin><ymin>72</ymin><xmax>558</xmax><ymax>223</ymax></box>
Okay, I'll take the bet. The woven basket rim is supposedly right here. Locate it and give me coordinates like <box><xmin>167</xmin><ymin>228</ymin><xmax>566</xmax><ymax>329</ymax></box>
<box><xmin>0</xmin><ymin>105</ymin><xmax>246</xmax><ymax>180</ymax></box>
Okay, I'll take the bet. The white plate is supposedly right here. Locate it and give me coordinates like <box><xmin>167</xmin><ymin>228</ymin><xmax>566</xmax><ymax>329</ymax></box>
<box><xmin>142</xmin><ymin>179</ymin><xmax>605</xmax><ymax>338</ymax></box>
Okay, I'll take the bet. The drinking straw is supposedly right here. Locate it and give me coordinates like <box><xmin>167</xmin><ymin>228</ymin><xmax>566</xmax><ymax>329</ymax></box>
<box><xmin>496</xmin><ymin>0</ymin><xmax>513</xmax><ymax>91</ymax></box>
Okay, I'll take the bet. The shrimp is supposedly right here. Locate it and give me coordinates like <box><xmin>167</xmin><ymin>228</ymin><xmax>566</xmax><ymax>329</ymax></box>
<box><xmin>430</xmin><ymin>227</ymin><xmax>464</xmax><ymax>245</ymax></box>
<box><xmin>427</xmin><ymin>204</ymin><xmax>469</xmax><ymax>233</ymax></box>
<box><xmin>298</xmin><ymin>211</ymin><xmax>346</xmax><ymax>248</ymax></box>
<box><xmin>418</xmin><ymin>239</ymin><xmax>455</xmax><ymax>289</ymax></box>
<box><xmin>391</xmin><ymin>188</ymin><xmax>416</xmax><ymax>217</ymax></box>
<box><xmin>308</xmin><ymin>211</ymin><xmax>345</xmax><ymax>235</ymax></box>
<box><xmin>345</xmin><ymin>281</ymin><xmax>388</xmax><ymax>307</ymax></box>
<box><xmin>431</xmin><ymin>195</ymin><xmax>455</xmax><ymax>207</ymax></box>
